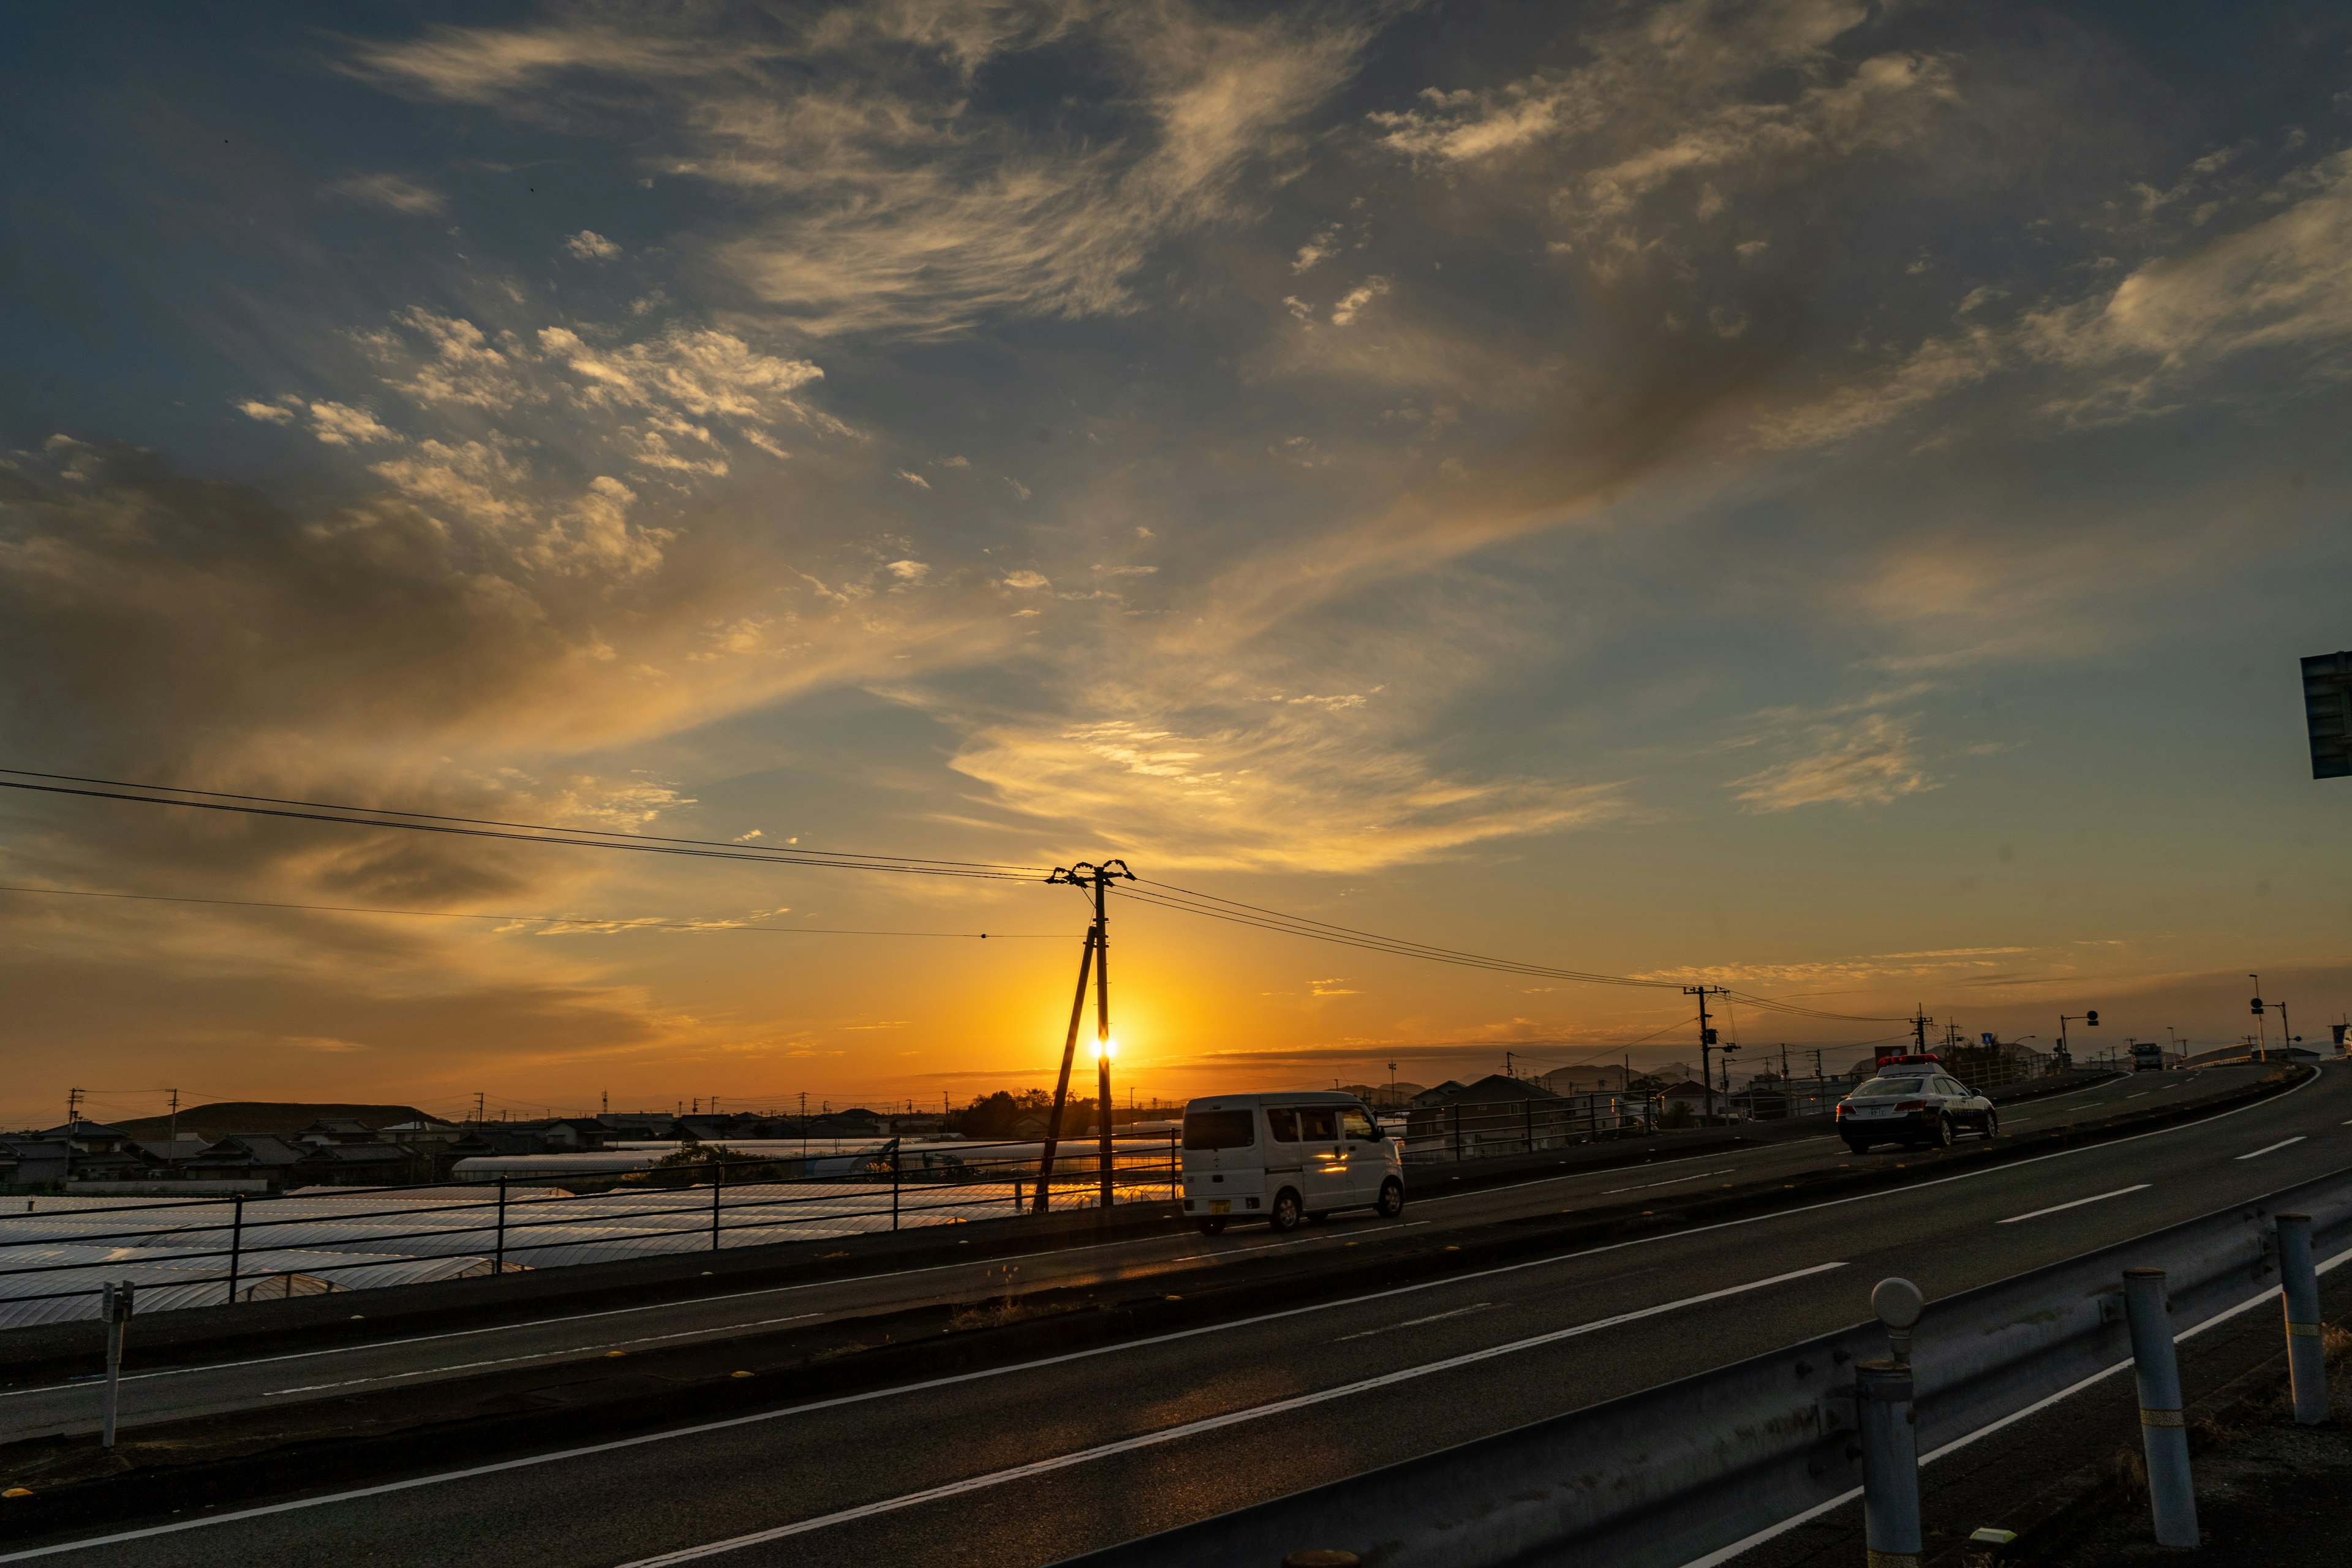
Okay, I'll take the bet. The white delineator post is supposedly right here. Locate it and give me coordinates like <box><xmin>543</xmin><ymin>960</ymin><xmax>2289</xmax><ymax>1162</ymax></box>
<box><xmin>2123</xmin><ymin>1267</ymin><xmax>2198</xmax><ymax>1548</ymax></box>
<box><xmin>2276</xmin><ymin>1213</ymin><xmax>2330</xmax><ymax>1425</ymax></box>
<box><xmin>100</xmin><ymin>1278</ymin><xmax>135</xmax><ymax>1449</ymax></box>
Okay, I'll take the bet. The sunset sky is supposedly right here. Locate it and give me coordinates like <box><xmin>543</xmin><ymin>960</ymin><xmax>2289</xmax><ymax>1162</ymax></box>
<box><xmin>5</xmin><ymin>0</ymin><xmax>2351</xmax><ymax>1129</ymax></box>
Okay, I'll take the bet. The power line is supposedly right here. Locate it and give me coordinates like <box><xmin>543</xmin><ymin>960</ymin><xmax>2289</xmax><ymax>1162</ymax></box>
<box><xmin>2</xmin><ymin>769</ymin><xmax>1907</xmax><ymax>1023</ymax></box>
<box><xmin>0</xmin><ymin>883</ymin><xmax>1063</xmax><ymax>938</ymax></box>
<box><xmin>0</xmin><ymin>770</ymin><xmax>1048</xmax><ymax>881</ymax></box>
<box><xmin>1125</xmin><ymin>880</ymin><xmax>1907</xmax><ymax>1023</ymax></box>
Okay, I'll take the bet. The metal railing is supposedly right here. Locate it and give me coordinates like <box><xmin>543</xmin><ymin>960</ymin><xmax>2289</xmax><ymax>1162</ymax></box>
<box><xmin>1057</xmin><ymin>1156</ymin><xmax>2352</xmax><ymax>1568</ymax></box>
<box><xmin>1398</xmin><ymin>1095</ymin><xmax>1662</xmax><ymax>1163</ymax></box>
<box><xmin>0</xmin><ymin>1137</ymin><xmax>1181</xmax><ymax>1327</ymax></box>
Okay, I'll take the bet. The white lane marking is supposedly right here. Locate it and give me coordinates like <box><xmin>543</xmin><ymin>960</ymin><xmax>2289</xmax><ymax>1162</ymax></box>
<box><xmin>1167</xmin><ymin>1219</ymin><xmax>1429</xmax><ymax>1264</ymax></box>
<box><xmin>1414</xmin><ymin>1140</ymin><xmax>1834</xmax><ymax>1207</ymax></box>
<box><xmin>1336</xmin><ymin>1303</ymin><xmax>1494</xmax><ymax>1342</ymax></box>
<box><xmin>261</xmin><ymin>1314</ymin><xmax>821</xmax><ymax>1396</ymax></box>
<box><xmin>1677</xmin><ymin>1231</ymin><xmax>2352</xmax><ymax>1568</ymax></box>
<box><xmin>1600</xmin><ymin>1169</ymin><xmax>1736</xmax><ymax>1196</ymax></box>
<box><xmin>0</xmin><ymin>1069</ymin><xmax>2315</xmax><ymax>1562</ymax></box>
<box><xmin>0</xmin><ymin>1261</ymin><xmax>1845</xmax><ymax>1566</ymax></box>
<box><xmin>1997</xmin><ymin>1185</ymin><xmax>2150</xmax><ymax>1224</ymax></box>
<box><xmin>2237</xmin><ymin>1137</ymin><xmax>2307</xmax><ymax>1161</ymax></box>
<box><xmin>2126</xmin><ymin>1093</ymin><xmax>2149</xmax><ymax>1100</ymax></box>
<box><xmin>609</xmin><ymin>1264</ymin><xmax>1847</xmax><ymax>1567</ymax></box>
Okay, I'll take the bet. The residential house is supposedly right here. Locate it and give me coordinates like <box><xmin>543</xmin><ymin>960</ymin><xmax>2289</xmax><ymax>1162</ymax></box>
<box><xmin>290</xmin><ymin>1140</ymin><xmax>412</xmax><ymax>1186</ymax></box>
<box><xmin>134</xmin><ymin>1137</ymin><xmax>213</xmax><ymax>1169</ymax></box>
<box><xmin>32</xmin><ymin>1122</ymin><xmax>149</xmax><ymax>1184</ymax></box>
<box><xmin>0</xmin><ymin>1137</ymin><xmax>68</xmax><ymax>1191</ymax></box>
<box><xmin>1406</xmin><ymin>1080</ymin><xmax>1466</xmax><ymax>1110</ymax></box>
<box><xmin>1404</xmin><ymin>1074</ymin><xmax>1570</xmax><ymax>1155</ymax></box>
<box><xmin>293</xmin><ymin>1118</ymin><xmax>380</xmax><ymax>1146</ymax></box>
<box><xmin>380</xmin><ymin>1118</ymin><xmax>462</xmax><ymax>1144</ymax></box>
<box><xmin>1656</xmin><ymin>1079</ymin><xmax>1714</xmax><ymax>1120</ymax></box>
<box><xmin>183</xmin><ymin>1135</ymin><xmax>309</xmax><ymax>1188</ymax></box>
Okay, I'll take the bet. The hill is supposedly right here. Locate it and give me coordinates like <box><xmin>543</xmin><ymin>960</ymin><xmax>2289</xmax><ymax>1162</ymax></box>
<box><xmin>110</xmin><ymin>1101</ymin><xmax>436</xmax><ymax>1144</ymax></box>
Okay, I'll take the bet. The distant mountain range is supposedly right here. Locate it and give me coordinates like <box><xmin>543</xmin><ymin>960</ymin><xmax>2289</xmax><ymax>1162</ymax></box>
<box><xmin>108</xmin><ymin>1101</ymin><xmax>436</xmax><ymax>1144</ymax></box>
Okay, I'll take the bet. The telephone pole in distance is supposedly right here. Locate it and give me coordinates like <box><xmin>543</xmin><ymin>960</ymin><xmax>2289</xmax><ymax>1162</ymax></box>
<box><xmin>1683</xmin><ymin>987</ymin><xmax>1726</xmax><ymax>1119</ymax></box>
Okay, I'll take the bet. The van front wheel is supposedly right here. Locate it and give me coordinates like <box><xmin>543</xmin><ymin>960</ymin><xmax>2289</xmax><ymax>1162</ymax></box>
<box><xmin>1377</xmin><ymin>1178</ymin><xmax>1405</xmax><ymax>1218</ymax></box>
<box><xmin>1268</xmin><ymin>1188</ymin><xmax>1303</xmax><ymax>1233</ymax></box>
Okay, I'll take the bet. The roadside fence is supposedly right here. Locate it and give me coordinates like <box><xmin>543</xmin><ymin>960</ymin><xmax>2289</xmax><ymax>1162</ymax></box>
<box><xmin>1060</xmin><ymin>1158</ymin><xmax>2352</xmax><ymax>1568</ymax></box>
<box><xmin>1398</xmin><ymin>1095</ymin><xmax>1661</xmax><ymax>1163</ymax></box>
<box><xmin>0</xmin><ymin>1136</ymin><xmax>1180</xmax><ymax>1329</ymax></box>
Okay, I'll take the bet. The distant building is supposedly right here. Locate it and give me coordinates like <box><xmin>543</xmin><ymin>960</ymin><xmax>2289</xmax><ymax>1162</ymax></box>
<box><xmin>0</xmin><ymin>1137</ymin><xmax>69</xmax><ymax>1191</ymax></box>
<box><xmin>380</xmin><ymin>1118</ymin><xmax>464</xmax><ymax>1147</ymax></box>
<box><xmin>290</xmin><ymin>1140</ymin><xmax>411</xmax><ymax>1186</ymax></box>
<box><xmin>293</xmin><ymin>1118</ymin><xmax>380</xmax><ymax>1146</ymax></box>
<box><xmin>183</xmin><ymin>1135</ymin><xmax>309</xmax><ymax>1188</ymax></box>
<box><xmin>1656</xmin><ymin>1080</ymin><xmax>1713</xmax><ymax>1118</ymax></box>
<box><xmin>1408</xmin><ymin>1080</ymin><xmax>1467</xmax><ymax>1109</ymax></box>
<box><xmin>31</xmin><ymin>1122</ymin><xmax>149</xmax><ymax>1183</ymax></box>
<box><xmin>1405</xmin><ymin>1074</ymin><xmax>1567</xmax><ymax>1154</ymax></box>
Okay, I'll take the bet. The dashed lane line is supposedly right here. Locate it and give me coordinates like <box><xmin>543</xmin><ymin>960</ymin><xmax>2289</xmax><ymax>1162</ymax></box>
<box><xmin>1997</xmin><ymin>1185</ymin><xmax>2150</xmax><ymax>1224</ymax></box>
<box><xmin>607</xmin><ymin>1264</ymin><xmax>1849</xmax><ymax>1567</ymax></box>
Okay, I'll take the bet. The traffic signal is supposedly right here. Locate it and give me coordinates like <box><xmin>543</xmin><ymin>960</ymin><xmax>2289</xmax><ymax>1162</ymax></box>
<box><xmin>1701</xmin><ymin>1028</ymin><xmax>1719</xmax><ymax>1046</ymax></box>
<box><xmin>2251</xmin><ymin>997</ymin><xmax>2265</xmax><ymax>1016</ymax></box>
<box><xmin>2085</xmin><ymin>1010</ymin><xmax>2098</xmax><ymax>1025</ymax></box>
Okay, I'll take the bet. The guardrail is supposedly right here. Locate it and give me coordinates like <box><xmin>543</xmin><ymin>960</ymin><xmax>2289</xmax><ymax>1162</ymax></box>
<box><xmin>1058</xmin><ymin>1158</ymin><xmax>2352</xmax><ymax>1568</ymax></box>
<box><xmin>1399</xmin><ymin>1095</ymin><xmax>1660</xmax><ymax>1163</ymax></box>
<box><xmin>0</xmin><ymin>1137</ymin><xmax>1180</xmax><ymax>1327</ymax></box>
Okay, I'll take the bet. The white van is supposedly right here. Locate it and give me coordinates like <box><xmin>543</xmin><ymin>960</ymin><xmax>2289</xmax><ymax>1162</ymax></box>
<box><xmin>1180</xmin><ymin>1092</ymin><xmax>1404</xmax><ymax>1235</ymax></box>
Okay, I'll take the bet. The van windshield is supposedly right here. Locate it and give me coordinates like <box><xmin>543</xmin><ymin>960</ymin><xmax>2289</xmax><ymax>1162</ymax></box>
<box><xmin>1183</xmin><ymin>1110</ymin><xmax>1256</xmax><ymax>1150</ymax></box>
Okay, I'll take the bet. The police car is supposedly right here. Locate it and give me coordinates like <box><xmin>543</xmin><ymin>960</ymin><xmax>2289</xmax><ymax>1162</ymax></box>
<box><xmin>1835</xmin><ymin>1055</ymin><xmax>1997</xmax><ymax>1154</ymax></box>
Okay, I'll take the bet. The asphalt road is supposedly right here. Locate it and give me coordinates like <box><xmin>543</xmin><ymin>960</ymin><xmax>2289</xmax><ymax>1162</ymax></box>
<box><xmin>5</xmin><ymin>1063</ymin><xmax>2338</xmax><ymax>1568</ymax></box>
<box><xmin>0</xmin><ymin>1069</ymin><xmax>2201</xmax><ymax>1442</ymax></box>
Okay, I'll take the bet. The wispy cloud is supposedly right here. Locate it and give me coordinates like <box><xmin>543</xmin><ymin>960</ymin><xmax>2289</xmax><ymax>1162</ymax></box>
<box><xmin>1730</xmin><ymin>712</ymin><xmax>1935</xmax><ymax>813</ymax></box>
<box><xmin>320</xmin><ymin>170</ymin><xmax>448</xmax><ymax>216</ymax></box>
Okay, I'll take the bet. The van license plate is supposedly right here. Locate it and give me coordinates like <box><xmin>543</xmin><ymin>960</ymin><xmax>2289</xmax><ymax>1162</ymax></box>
<box><xmin>1210</xmin><ymin>1200</ymin><xmax>1231</xmax><ymax>1215</ymax></box>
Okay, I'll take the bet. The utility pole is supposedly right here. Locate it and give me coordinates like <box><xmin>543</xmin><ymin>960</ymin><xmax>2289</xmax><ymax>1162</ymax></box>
<box><xmin>1035</xmin><ymin>859</ymin><xmax>1132</xmax><ymax>1213</ymax></box>
<box><xmin>1388</xmin><ymin>1061</ymin><xmax>1398</xmax><ymax>1107</ymax></box>
<box><xmin>472</xmin><ymin>1091</ymin><xmax>485</xmax><ymax>1127</ymax></box>
<box><xmin>1908</xmin><ymin>1005</ymin><xmax>1934</xmax><ymax>1056</ymax></box>
<box><xmin>2250</xmin><ymin>974</ymin><xmax>2266</xmax><ymax>1063</ymax></box>
<box><xmin>66</xmin><ymin>1087</ymin><xmax>83</xmax><ymax>1130</ymax></box>
<box><xmin>1683</xmin><ymin>987</ymin><xmax>1726</xmax><ymax>1118</ymax></box>
<box><xmin>166</xmin><ymin>1089</ymin><xmax>179</xmax><ymax>1145</ymax></box>
<box><xmin>1505</xmin><ymin>1050</ymin><xmax>1515</xmax><ymax>1080</ymax></box>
